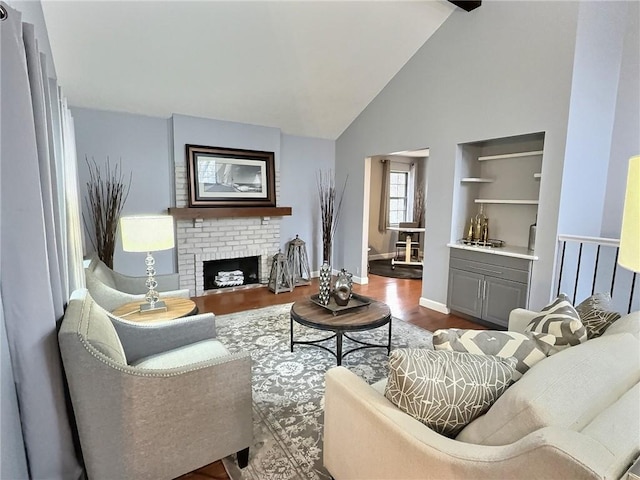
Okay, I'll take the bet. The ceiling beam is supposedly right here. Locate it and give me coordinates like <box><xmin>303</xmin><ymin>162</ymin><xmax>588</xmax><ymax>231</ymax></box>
<box><xmin>448</xmin><ymin>1</ymin><xmax>482</xmax><ymax>12</ymax></box>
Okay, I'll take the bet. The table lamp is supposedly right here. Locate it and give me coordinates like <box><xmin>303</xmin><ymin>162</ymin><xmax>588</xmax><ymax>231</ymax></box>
<box><xmin>120</xmin><ymin>215</ymin><xmax>175</xmax><ymax>312</ymax></box>
<box><xmin>619</xmin><ymin>155</ymin><xmax>640</xmax><ymax>273</ymax></box>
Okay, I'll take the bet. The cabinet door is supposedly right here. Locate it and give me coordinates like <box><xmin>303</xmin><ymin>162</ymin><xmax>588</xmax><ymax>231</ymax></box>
<box><xmin>482</xmin><ymin>277</ymin><xmax>527</xmax><ymax>328</ymax></box>
<box><xmin>447</xmin><ymin>268</ymin><xmax>483</xmax><ymax>318</ymax></box>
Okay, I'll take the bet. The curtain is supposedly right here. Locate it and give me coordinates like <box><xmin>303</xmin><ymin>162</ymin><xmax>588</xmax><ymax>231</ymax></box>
<box><xmin>1</xmin><ymin>3</ymin><xmax>84</xmax><ymax>479</ymax></box>
<box><xmin>378</xmin><ymin>159</ymin><xmax>390</xmax><ymax>233</ymax></box>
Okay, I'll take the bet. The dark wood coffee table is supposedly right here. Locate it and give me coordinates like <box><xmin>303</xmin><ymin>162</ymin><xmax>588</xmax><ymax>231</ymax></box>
<box><xmin>290</xmin><ymin>297</ymin><xmax>392</xmax><ymax>365</ymax></box>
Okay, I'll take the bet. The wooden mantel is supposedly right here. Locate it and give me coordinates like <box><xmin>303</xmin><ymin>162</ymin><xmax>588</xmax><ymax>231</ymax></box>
<box><xmin>168</xmin><ymin>206</ymin><xmax>292</xmax><ymax>219</ymax></box>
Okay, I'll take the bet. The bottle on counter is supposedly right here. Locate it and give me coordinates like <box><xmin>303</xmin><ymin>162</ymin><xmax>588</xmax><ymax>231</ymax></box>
<box><xmin>481</xmin><ymin>219</ymin><xmax>489</xmax><ymax>244</ymax></box>
<box><xmin>466</xmin><ymin>217</ymin><xmax>475</xmax><ymax>242</ymax></box>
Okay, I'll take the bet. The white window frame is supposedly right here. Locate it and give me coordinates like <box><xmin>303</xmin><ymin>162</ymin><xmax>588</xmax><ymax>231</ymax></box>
<box><xmin>387</xmin><ymin>160</ymin><xmax>416</xmax><ymax>227</ymax></box>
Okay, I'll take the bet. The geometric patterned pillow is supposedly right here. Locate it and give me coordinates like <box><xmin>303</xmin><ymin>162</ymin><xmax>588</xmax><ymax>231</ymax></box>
<box><xmin>384</xmin><ymin>349</ymin><xmax>517</xmax><ymax>437</ymax></box>
<box><xmin>575</xmin><ymin>293</ymin><xmax>621</xmax><ymax>339</ymax></box>
<box><xmin>432</xmin><ymin>329</ymin><xmax>556</xmax><ymax>379</ymax></box>
<box><xmin>525</xmin><ymin>294</ymin><xmax>587</xmax><ymax>350</ymax></box>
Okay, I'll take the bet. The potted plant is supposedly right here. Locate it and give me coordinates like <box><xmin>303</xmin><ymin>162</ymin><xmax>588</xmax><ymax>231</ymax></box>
<box><xmin>83</xmin><ymin>157</ymin><xmax>131</xmax><ymax>268</ymax></box>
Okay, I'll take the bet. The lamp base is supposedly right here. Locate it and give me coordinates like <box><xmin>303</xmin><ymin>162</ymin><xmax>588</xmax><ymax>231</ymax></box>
<box><xmin>139</xmin><ymin>300</ymin><xmax>168</xmax><ymax>313</ymax></box>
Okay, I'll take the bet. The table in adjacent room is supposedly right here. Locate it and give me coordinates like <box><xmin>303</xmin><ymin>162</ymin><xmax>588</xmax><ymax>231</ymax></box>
<box><xmin>111</xmin><ymin>297</ymin><xmax>198</xmax><ymax>323</ymax></box>
<box><xmin>290</xmin><ymin>297</ymin><xmax>392</xmax><ymax>366</ymax></box>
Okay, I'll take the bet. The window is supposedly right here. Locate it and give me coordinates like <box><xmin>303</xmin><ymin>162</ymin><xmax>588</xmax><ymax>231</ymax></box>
<box><xmin>389</xmin><ymin>171</ymin><xmax>409</xmax><ymax>225</ymax></box>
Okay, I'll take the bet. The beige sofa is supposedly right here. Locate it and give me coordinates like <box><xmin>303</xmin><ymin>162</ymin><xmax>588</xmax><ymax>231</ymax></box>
<box><xmin>323</xmin><ymin>310</ymin><xmax>640</xmax><ymax>480</ymax></box>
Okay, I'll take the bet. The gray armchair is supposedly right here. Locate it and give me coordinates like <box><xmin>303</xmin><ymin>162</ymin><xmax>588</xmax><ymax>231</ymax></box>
<box><xmin>58</xmin><ymin>289</ymin><xmax>252</xmax><ymax>480</ymax></box>
<box><xmin>85</xmin><ymin>253</ymin><xmax>190</xmax><ymax>311</ymax></box>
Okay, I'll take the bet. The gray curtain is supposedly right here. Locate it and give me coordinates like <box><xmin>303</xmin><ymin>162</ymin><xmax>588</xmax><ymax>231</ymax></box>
<box><xmin>378</xmin><ymin>159</ymin><xmax>390</xmax><ymax>233</ymax></box>
<box><xmin>1</xmin><ymin>3</ymin><xmax>83</xmax><ymax>479</ymax></box>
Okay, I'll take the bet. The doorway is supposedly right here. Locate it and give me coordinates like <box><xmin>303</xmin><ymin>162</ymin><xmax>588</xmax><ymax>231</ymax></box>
<box><xmin>362</xmin><ymin>149</ymin><xmax>429</xmax><ymax>282</ymax></box>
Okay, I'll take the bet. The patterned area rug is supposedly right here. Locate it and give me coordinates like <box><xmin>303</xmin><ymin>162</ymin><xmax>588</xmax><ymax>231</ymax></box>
<box><xmin>216</xmin><ymin>302</ymin><xmax>433</xmax><ymax>480</ymax></box>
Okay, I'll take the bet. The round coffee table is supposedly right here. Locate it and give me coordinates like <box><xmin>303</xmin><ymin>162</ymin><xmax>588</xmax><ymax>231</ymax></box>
<box><xmin>111</xmin><ymin>297</ymin><xmax>198</xmax><ymax>323</ymax></box>
<box><xmin>290</xmin><ymin>298</ymin><xmax>392</xmax><ymax>365</ymax></box>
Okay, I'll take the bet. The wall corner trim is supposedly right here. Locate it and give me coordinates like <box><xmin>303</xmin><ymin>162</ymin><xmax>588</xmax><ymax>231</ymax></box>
<box><xmin>419</xmin><ymin>297</ymin><xmax>450</xmax><ymax>314</ymax></box>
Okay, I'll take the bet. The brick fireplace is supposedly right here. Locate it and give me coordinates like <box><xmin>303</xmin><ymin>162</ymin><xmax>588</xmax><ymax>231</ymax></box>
<box><xmin>173</xmin><ymin>158</ymin><xmax>283</xmax><ymax>296</ymax></box>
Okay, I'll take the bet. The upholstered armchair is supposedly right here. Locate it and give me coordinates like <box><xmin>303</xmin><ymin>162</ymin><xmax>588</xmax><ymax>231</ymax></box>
<box><xmin>85</xmin><ymin>253</ymin><xmax>190</xmax><ymax>311</ymax></box>
<box><xmin>58</xmin><ymin>289</ymin><xmax>253</xmax><ymax>480</ymax></box>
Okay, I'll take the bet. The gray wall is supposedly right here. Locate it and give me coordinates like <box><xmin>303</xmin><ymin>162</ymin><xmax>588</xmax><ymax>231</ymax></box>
<box><xmin>72</xmin><ymin>110</ymin><xmax>335</xmax><ymax>276</ymax></box>
<box><xmin>335</xmin><ymin>1</ymin><xmax>580</xmax><ymax>310</ymax></box>
<box><xmin>280</xmin><ymin>134</ymin><xmax>335</xmax><ymax>272</ymax></box>
<box><xmin>602</xmin><ymin>0</ymin><xmax>640</xmax><ymax>238</ymax></box>
<box><xmin>558</xmin><ymin>1</ymin><xmax>627</xmax><ymax>237</ymax></box>
<box><xmin>72</xmin><ymin>107</ymin><xmax>174</xmax><ymax>276</ymax></box>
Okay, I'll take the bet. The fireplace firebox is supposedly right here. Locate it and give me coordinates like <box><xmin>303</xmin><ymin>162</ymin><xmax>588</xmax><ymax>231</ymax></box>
<box><xmin>203</xmin><ymin>256</ymin><xmax>260</xmax><ymax>291</ymax></box>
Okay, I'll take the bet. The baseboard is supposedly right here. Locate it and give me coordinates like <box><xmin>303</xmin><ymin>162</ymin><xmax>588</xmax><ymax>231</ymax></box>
<box><xmin>419</xmin><ymin>297</ymin><xmax>450</xmax><ymax>314</ymax></box>
<box><xmin>368</xmin><ymin>252</ymin><xmax>395</xmax><ymax>261</ymax></box>
<box><xmin>310</xmin><ymin>271</ymin><xmax>368</xmax><ymax>285</ymax></box>
<box><xmin>352</xmin><ymin>274</ymin><xmax>368</xmax><ymax>285</ymax></box>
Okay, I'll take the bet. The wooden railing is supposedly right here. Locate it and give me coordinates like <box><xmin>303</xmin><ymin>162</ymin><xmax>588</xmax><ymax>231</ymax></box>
<box><xmin>556</xmin><ymin>234</ymin><xmax>637</xmax><ymax>314</ymax></box>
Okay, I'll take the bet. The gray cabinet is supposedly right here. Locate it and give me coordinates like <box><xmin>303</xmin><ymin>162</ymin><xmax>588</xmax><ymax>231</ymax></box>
<box><xmin>447</xmin><ymin>248</ymin><xmax>531</xmax><ymax>328</ymax></box>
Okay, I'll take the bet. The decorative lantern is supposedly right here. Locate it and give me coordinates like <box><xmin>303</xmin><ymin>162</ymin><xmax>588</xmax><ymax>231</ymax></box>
<box><xmin>286</xmin><ymin>235</ymin><xmax>311</xmax><ymax>286</ymax></box>
<box><xmin>268</xmin><ymin>250</ymin><xmax>294</xmax><ymax>294</ymax></box>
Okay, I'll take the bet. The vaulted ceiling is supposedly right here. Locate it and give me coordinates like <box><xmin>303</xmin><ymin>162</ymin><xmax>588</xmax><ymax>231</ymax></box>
<box><xmin>42</xmin><ymin>1</ymin><xmax>455</xmax><ymax>139</ymax></box>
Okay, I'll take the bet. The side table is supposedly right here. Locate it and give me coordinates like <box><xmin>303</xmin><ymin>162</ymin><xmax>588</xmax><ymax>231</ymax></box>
<box><xmin>111</xmin><ymin>297</ymin><xmax>198</xmax><ymax>323</ymax></box>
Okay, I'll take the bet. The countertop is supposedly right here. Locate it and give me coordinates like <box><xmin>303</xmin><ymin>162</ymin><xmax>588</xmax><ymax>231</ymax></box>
<box><xmin>447</xmin><ymin>242</ymin><xmax>538</xmax><ymax>261</ymax></box>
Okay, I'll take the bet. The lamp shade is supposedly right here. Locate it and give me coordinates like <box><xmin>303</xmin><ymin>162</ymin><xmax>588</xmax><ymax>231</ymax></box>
<box><xmin>619</xmin><ymin>155</ymin><xmax>640</xmax><ymax>272</ymax></box>
<box><xmin>120</xmin><ymin>215</ymin><xmax>175</xmax><ymax>253</ymax></box>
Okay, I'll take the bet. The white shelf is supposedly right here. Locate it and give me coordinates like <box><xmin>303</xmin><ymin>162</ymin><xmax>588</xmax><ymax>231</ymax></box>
<box><xmin>461</xmin><ymin>177</ymin><xmax>495</xmax><ymax>183</ymax></box>
<box><xmin>474</xmin><ymin>199</ymin><xmax>539</xmax><ymax>205</ymax></box>
<box><xmin>534</xmin><ymin>173</ymin><xmax>542</xmax><ymax>179</ymax></box>
<box><xmin>477</xmin><ymin>150</ymin><xmax>544</xmax><ymax>161</ymax></box>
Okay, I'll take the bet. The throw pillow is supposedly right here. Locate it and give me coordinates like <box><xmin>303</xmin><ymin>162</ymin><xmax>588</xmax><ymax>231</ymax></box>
<box><xmin>525</xmin><ymin>294</ymin><xmax>587</xmax><ymax>349</ymax></box>
<box><xmin>575</xmin><ymin>292</ymin><xmax>621</xmax><ymax>339</ymax></box>
<box><xmin>384</xmin><ymin>349</ymin><xmax>517</xmax><ymax>437</ymax></box>
<box><xmin>432</xmin><ymin>329</ymin><xmax>556</xmax><ymax>379</ymax></box>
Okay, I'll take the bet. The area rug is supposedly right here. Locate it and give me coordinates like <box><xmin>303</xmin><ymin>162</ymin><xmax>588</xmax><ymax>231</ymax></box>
<box><xmin>215</xmin><ymin>302</ymin><xmax>433</xmax><ymax>480</ymax></box>
<box><xmin>369</xmin><ymin>259</ymin><xmax>423</xmax><ymax>279</ymax></box>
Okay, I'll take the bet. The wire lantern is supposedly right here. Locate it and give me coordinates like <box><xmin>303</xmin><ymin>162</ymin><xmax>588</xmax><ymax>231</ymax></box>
<box><xmin>268</xmin><ymin>251</ymin><xmax>294</xmax><ymax>294</ymax></box>
<box><xmin>287</xmin><ymin>235</ymin><xmax>311</xmax><ymax>286</ymax></box>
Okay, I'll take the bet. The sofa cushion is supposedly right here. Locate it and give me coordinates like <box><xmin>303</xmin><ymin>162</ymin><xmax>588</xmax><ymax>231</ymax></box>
<box><xmin>132</xmin><ymin>339</ymin><xmax>229</xmax><ymax>369</ymax></box>
<box><xmin>84</xmin><ymin>301</ymin><xmax>127</xmax><ymax>364</ymax></box>
<box><xmin>384</xmin><ymin>349</ymin><xmax>517</xmax><ymax>437</ymax></box>
<box><xmin>602</xmin><ymin>311</ymin><xmax>640</xmax><ymax>340</ymax></box>
<box><xmin>525</xmin><ymin>294</ymin><xmax>587</xmax><ymax>349</ymax></box>
<box><xmin>433</xmin><ymin>329</ymin><xmax>556</xmax><ymax>379</ymax></box>
<box><xmin>580</xmin><ymin>382</ymin><xmax>640</xmax><ymax>475</ymax></box>
<box><xmin>575</xmin><ymin>293</ymin><xmax>621</xmax><ymax>339</ymax></box>
<box><xmin>455</xmin><ymin>333</ymin><xmax>640</xmax><ymax>445</ymax></box>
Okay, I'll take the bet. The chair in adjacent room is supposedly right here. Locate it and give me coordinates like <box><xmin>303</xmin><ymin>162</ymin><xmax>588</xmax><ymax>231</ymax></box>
<box><xmin>394</xmin><ymin>221</ymin><xmax>421</xmax><ymax>265</ymax></box>
<box><xmin>58</xmin><ymin>289</ymin><xmax>253</xmax><ymax>480</ymax></box>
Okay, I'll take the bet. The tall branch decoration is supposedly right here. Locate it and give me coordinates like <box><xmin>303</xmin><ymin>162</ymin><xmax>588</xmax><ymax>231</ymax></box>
<box><xmin>83</xmin><ymin>157</ymin><xmax>131</xmax><ymax>269</ymax></box>
<box><xmin>316</xmin><ymin>170</ymin><xmax>347</xmax><ymax>264</ymax></box>
<box><xmin>413</xmin><ymin>180</ymin><xmax>426</xmax><ymax>227</ymax></box>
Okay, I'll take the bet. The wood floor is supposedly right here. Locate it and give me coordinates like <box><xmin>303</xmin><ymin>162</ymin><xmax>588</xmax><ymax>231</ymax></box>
<box><xmin>178</xmin><ymin>274</ymin><xmax>484</xmax><ymax>480</ymax></box>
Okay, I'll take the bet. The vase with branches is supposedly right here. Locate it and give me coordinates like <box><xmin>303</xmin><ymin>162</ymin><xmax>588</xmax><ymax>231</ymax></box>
<box><xmin>83</xmin><ymin>157</ymin><xmax>131</xmax><ymax>269</ymax></box>
<box><xmin>413</xmin><ymin>180</ymin><xmax>426</xmax><ymax>227</ymax></box>
<box><xmin>316</xmin><ymin>170</ymin><xmax>347</xmax><ymax>264</ymax></box>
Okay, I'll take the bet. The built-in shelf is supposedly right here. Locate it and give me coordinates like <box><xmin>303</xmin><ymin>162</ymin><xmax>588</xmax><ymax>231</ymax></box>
<box><xmin>168</xmin><ymin>206</ymin><xmax>292</xmax><ymax>219</ymax></box>
<box><xmin>534</xmin><ymin>173</ymin><xmax>542</xmax><ymax>179</ymax></box>
<box><xmin>461</xmin><ymin>177</ymin><xmax>495</xmax><ymax>183</ymax></box>
<box><xmin>474</xmin><ymin>199</ymin><xmax>539</xmax><ymax>205</ymax></box>
<box><xmin>477</xmin><ymin>150</ymin><xmax>544</xmax><ymax>161</ymax></box>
